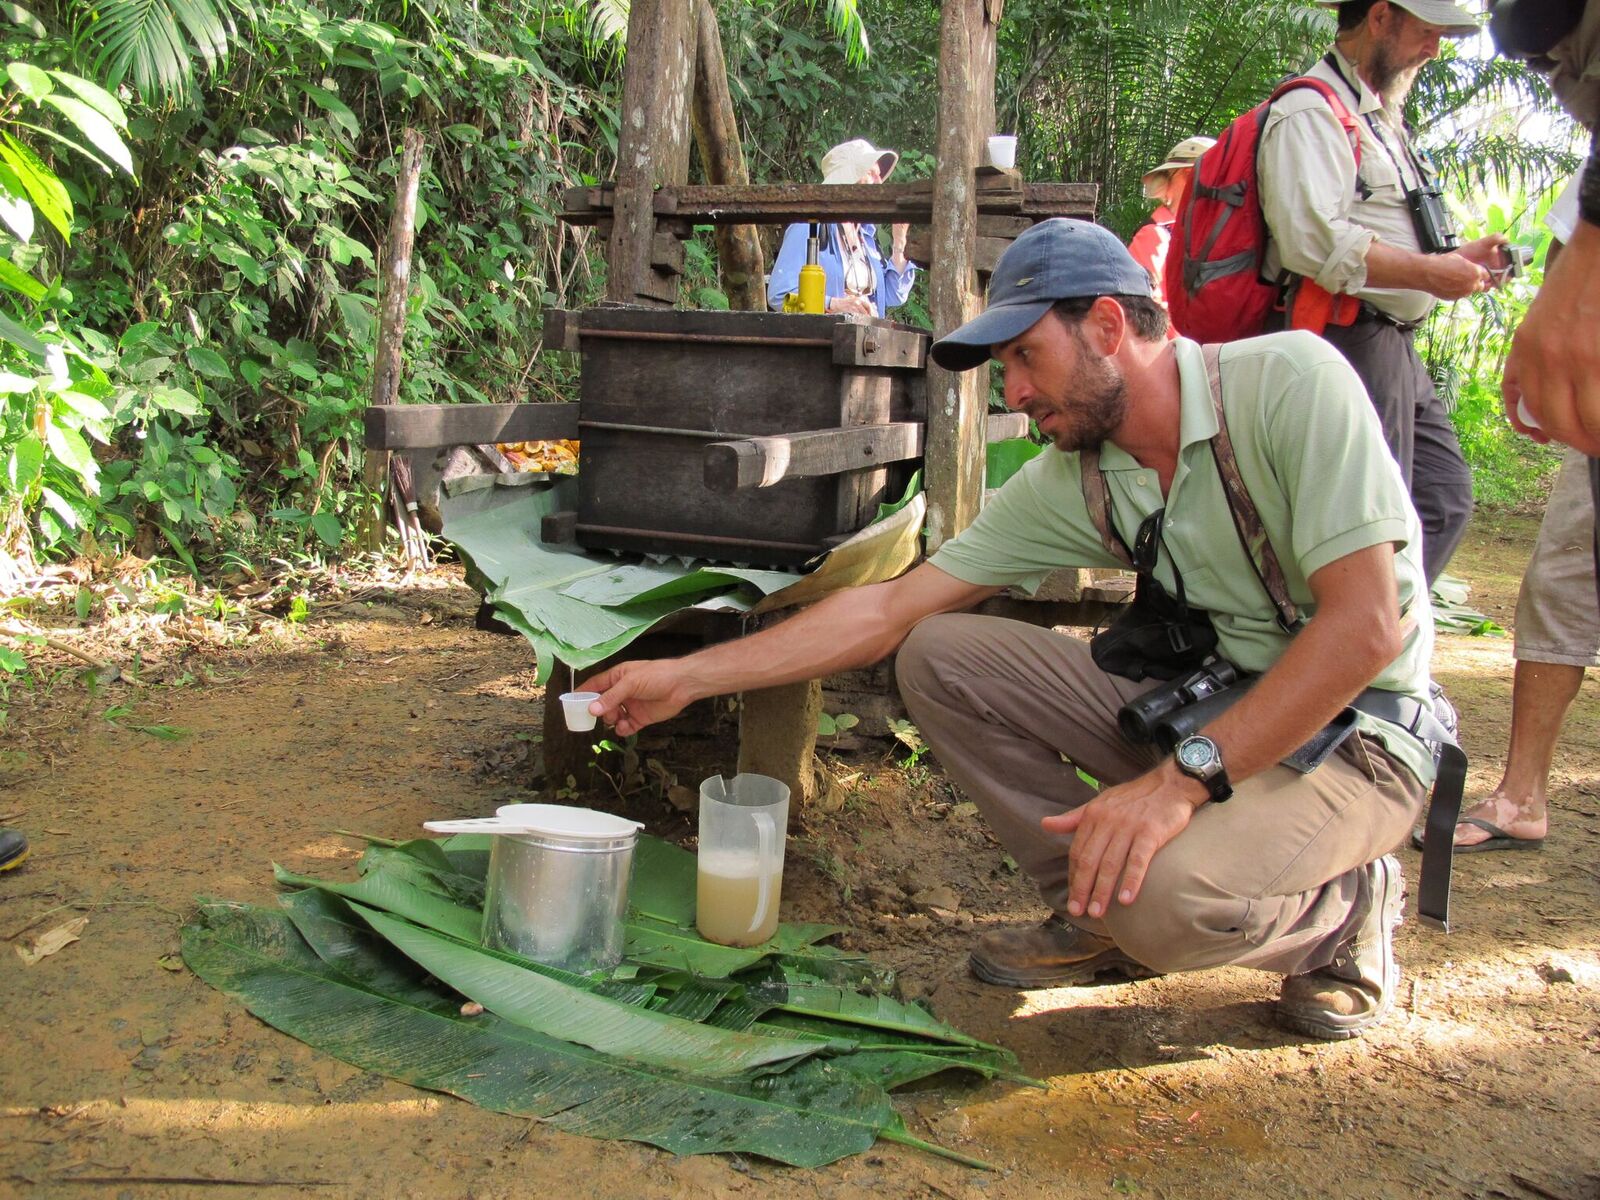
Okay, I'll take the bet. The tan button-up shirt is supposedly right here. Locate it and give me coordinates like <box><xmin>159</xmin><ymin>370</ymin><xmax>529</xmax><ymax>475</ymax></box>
<box><xmin>1258</xmin><ymin>49</ymin><xmax>1435</xmax><ymax>324</ymax></box>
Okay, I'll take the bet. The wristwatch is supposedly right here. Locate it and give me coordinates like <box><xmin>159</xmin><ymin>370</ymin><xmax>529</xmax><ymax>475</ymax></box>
<box><xmin>1174</xmin><ymin>734</ymin><xmax>1233</xmax><ymax>803</ymax></box>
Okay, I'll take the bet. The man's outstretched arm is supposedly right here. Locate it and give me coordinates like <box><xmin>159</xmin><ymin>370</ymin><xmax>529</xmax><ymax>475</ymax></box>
<box><xmin>579</xmin><ymin>563</ymin><xmax>999</xmax><ymax>737</ymax></box>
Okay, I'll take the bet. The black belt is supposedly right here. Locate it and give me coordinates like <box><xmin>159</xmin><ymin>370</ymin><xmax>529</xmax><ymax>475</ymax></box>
<box><xmin>1352</xmin><ymin>302</ymin><xmax>1424</xmax><ymax>335</ymax></box>
<box><xmin>1349</xmin><ymin>688</ymin><xmax>1465</xmax><ymax>931</ymax></box>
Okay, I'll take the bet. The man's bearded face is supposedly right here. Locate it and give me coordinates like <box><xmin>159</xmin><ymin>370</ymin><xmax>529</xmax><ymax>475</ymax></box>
<box><xmin>1041</xmin><ymin>320</ymin><xmax>1129</xmax><ymax>454</ymax></box>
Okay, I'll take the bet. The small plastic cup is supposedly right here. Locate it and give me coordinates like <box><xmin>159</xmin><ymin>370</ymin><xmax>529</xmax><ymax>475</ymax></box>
<box><xmin>986</xmin><ymin>134</ymin><xmax>1018</xmax><ymax>170</ymax></box>
<box><xmin>560</xmin><ymin>691</ymin><xmax>600</xmax><ymax>732</ymax></box>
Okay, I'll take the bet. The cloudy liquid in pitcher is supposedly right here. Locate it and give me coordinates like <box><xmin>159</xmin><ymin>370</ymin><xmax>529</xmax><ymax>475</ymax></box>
<box><xmin>696</xmin><ymin>852</ymin><xmax>782</xmax><ymax>946</ymax></box>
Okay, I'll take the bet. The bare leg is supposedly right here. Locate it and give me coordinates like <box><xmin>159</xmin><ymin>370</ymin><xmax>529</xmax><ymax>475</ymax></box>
<box><xmin>1457</xmin><ymin>659</ymin><xmax>1585</xmax><ymax>846</ymax></box>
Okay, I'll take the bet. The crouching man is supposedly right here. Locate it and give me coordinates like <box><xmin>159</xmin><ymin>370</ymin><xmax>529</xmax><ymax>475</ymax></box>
<box><xmin>583</xmin><ymin>218</ymin><xmax>1439</xmax><ymax>1041</ymax></box>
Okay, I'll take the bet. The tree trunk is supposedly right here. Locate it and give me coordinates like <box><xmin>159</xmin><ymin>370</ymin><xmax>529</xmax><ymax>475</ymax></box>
<box><xmin>690</xmin><ymin>0</ymin><xmax>766</xmax><ymax>311</ymax></box>
<box><xmin>607</xmin><ymin>0</ymin><xmax>698</xmax><ymax>306</ymax></box>
<box><xmin>359</xmin><ymin>128</ymin><xmax>426</xmax><ymax>552</ymax></box>
<box><xmin>923</xmin><ymin>0</ymin><xmax>1003</xmax><ymax>551</ymax></box>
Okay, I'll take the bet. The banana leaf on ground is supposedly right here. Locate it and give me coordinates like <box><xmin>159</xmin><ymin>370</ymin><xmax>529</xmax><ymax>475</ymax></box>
<box><xmin>184</xmin><ymin>832</ymin><xmax>1028</xmax><ymax>1169</ymax></box>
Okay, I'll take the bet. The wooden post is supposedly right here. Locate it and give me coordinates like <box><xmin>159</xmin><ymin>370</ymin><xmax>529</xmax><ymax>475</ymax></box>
<box><xmin>922</xmin><ymin>0</ymin><xmax>1003</xmax><ymax>551</ymax></box>
<box><xmin>607</xmin><ymin>0</ymin><xmax>698</xmax><ymax>306</ymax></box>
<box><xmin>738</xmin><ymin>679</ymin><xmax>821</xmax><ymax>806</ymax></box>
<box><xmin>690</xmin><ymin>0</ymin><xmax>766</xmax><ymax>311</ymax></box>
<box><xmin>359</xmin><ymin>128</ymin><xmax>426</xmax><ymax>551</ymax></box>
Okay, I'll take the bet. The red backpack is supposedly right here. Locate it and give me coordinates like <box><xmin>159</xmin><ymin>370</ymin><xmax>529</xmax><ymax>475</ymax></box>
<box><xmin>1164</xmin><ymin>77</ymin><xmax>1362</xmax><ymax>342</ymax></box>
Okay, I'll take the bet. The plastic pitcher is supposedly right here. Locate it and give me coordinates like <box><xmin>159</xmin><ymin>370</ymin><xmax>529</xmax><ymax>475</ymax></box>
<box><xmin>696</xmin><ymin>773</ymin><xmax>790</xmax><ymax>946</ymax></box>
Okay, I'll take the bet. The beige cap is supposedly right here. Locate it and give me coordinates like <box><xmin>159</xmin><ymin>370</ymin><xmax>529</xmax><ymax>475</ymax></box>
<box><xmin>1141</xmin><ymin>135</ymin><xmax>1217</xmax><ymax>184</ymax></box>
<box><xmin>1315</xmin><ymin>0</ymin><xmax>1481</xmax><ymax>37</ymax></box>
<box><xmin>820</xmin><ymin>139</ymin><xmax>899</xmax><ymax>185</ymax></box>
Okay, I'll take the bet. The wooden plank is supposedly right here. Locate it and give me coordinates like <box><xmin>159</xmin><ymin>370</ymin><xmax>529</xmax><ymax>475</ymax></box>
<box><xmin>541</xmin><ymin>510</ymin><xmax>577</xmax><ymax>544</ymax></box>
<box><xmin>703</xmin><ymin>422</ymin><xmax>923</xmax><ymax>493</ymax></box>
<box><xmin>975</xmin><ymin>235</ymin><xmax>1012</xmax><ymax>276</ymax></box>
<box><xmin>651</xmin><ymin>229</ymin><xmax>687</xmax><ymax>277</ymax></box>
<box><xmin>634</xmin><ymin>265</ymin><xmax>682</xmax><ymax>304</ymax></box>
<box><xmin>562</xmin><ymin>180</ymin><xmax>1094</xmax><ymax>226</ymax></box>
<box><xmin>1020</xmin><ymin>182</ymin><xmax>1099</xmax><ymax>217</ymax></box>
<box><xmin>923</xmin><ymin>0</ymin><xmax>1000</xmax><ymax>552</ymax></box>
<box><xmin>986</xmin><ymin>412</ymin><xmax>1028</xmax><ymax>441</ymax></box>
<box><xmin>363</xmin><ymin>403</ymin><xmax>579</xmax><ymax>450</ymax></box>
<box><xmin>833</xmin><ymin>370</ymin><xmax>896</xmax><ymax>528</ymax></box>
<box><xmin>541</xmin><ymin>308</ymin><xmax>580</xmax><ymax>353</ymax></box>
<box><xmin>978</xmin><ymin>213</ymin><xmax>1037</xmax><ymax>237</ymax></box>
<box><xmin>831</xmin><ymin>320</ymin><xmax>928</xmax><ymax>369</ymax></box>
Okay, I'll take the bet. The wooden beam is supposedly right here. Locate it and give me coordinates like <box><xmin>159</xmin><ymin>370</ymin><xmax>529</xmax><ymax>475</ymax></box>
<box><xmin>703</xmin><ymin>423</ymin><xmax>924</xmax><ymax>492</ymax></box>
<box><xmin>563</xmin><ymin>180</ymin><xmax>1096</xmax><ymax>226</ymax></box>
<box><xmin>831</xmin><ymin>320</ymin><xmax>928</xmax><ymax>369</ymax></box>
<box><xmin>987</xmin><ymin>412</ymin><xmax>1028</xmax><ymax>441</ymax></box>
<box><xmin>363</xmin><ymin>403</ymin><xmax>579</xmax><ymax>450</ymax></box>
<box><xmin>606</xmin><ymin>0</ymin><xmax>697</xmax><ymax>306</ymax></box>
<box><xmin>924</xmin><ymin>0</ymin><xmax>1002</xmax><ymax>551</ymax></box>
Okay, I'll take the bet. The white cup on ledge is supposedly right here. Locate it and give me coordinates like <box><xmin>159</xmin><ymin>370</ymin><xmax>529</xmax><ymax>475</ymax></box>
<box><xmin>986</xmin><ymin>134</ymin><xmax>1018</xmax><ymax>170</ymax></box>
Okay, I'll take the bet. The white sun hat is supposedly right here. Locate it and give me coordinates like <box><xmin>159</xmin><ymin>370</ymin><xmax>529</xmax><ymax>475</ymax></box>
<box><xmin>820</xmin><ymin>139</ymin><xmax>900</xmax><ymax>185</ymax></box>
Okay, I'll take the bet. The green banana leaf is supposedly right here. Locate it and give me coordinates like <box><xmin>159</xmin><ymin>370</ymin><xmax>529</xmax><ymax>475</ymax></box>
<box><xmin>182</xmin><ymin>902</ymin><xmax>984</xmax><ymax>1169</ymax></box>
<box><xmin>746</xmin><ymin>967</ymin><xmax>1004</xmax><ymax>1051</ymax></box>
<box><xmin>757</xmin><ymin>1014</ymin><xmax>1036</xmax><ymax>1088</ymax></box>
<box><xmin>624</xmin><ymin>915</ymin><xmax>841</xmax><ymax>978</ymax></box>
<box><xmin>273</xmin><ymin>863</ymin><xmax>482</xmax><ymax>943</ymax></box>
<box><xmin>624</xmin><ymin>836</ymin><xmax>698</xmax><ymax>925</ymax></box>
<box><xmin>358</xmin><ymin>841</ymin><xmax>487</xmax><ymax>907</ymax></box>
<box><xmin>280</xmin><ymin>888</ymin><xmax>660</xmax><ymax>1009</ymax></box>
<box><xmin>350</xmin><ymin>902</ymin><xmax>823</xmax><ymax>1078</ymax></box>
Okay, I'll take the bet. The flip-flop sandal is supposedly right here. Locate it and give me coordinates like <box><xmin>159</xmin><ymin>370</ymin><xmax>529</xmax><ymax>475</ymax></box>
<box><xmin>1410</xmin><ymin>815</ymin><xmax>1544</xmax><ymax>853</ymax></box>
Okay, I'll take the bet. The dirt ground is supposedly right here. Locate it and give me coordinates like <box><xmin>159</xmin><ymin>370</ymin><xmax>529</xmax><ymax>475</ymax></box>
<box><xmin>2</xmin><ymin>511</ymin><xmax>1596</xmax><ymax>1200</ymax></box>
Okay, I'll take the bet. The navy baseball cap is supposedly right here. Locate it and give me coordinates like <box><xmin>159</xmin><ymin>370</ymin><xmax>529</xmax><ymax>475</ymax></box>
<box><xmin>930</xmin><ymin>218</ymin><xmax>1155</xmax><ymax>371</ymax></box>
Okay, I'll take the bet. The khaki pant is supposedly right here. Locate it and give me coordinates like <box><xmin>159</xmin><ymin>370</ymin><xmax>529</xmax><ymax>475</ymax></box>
<box><xmin>895</xmin><ymin>614</ymin><xmax>1428</xmax><ymax>978</ymax></box>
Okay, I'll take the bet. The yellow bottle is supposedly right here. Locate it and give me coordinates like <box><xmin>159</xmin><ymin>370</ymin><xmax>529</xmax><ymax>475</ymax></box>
<box><xmin>798</xmin><ymin>223</ymin><xmax>826</xmax><ymax>314</ymax></box>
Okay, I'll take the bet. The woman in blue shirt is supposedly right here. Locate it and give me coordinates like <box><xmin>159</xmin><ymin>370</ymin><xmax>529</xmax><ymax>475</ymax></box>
<box><xmin>767</xmin><ymin>139</ymin><xmax>917</xmax><ymax>318</ymax></box>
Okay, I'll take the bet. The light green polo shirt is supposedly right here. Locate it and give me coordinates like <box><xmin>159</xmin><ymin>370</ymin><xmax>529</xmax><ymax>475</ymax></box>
<box><xmin>930</xmin><ymin>333</ymin><xmax>1437</xmax><ymax>785</ymax></box>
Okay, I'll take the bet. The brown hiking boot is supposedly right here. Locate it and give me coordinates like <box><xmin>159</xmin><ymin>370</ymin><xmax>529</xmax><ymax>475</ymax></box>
<box><xmin>1277</xmin><ymin>854</ymin><xmax>1403</xmax><ymax>1041</ymax></box>
<box><xmin>968</xmin><ymin>915</ymin><xmax>1160</xmax><ymax>987</ymax></box>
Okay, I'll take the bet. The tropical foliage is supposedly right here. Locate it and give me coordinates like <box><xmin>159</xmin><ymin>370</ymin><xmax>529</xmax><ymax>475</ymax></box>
<box><xmin>0</xmin><ymin>0</ymin><xmax>1581</xmax><ymax>583</ymax></box>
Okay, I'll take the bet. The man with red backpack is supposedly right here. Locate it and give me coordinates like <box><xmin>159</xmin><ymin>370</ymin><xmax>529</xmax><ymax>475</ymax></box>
<box><xmin>1253</xmin><ymin>0</ymin><xmax>1511</xmax><ymax>586</ymax></box>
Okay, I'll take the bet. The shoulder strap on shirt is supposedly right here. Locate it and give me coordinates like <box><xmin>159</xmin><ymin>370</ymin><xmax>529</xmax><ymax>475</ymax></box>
<box><xmin>1078</xmin><ymin>347</ymin><xmax>1305</xmax><ymax>634</ymax></box>
<box><xmin>1202</xmin><ymin>344</ymin><xmax>1306</xmax><ymax>634</ymax></box>
<box><xmin>1078</xmin><ymin>448</ymin><xmax>1136</xmax><ymax>568</ymax></box>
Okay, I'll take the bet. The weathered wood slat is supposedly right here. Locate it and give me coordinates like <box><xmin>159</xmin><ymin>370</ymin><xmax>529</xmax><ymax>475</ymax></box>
<box><xmin>986</xmin><ymin>412</ymin><xmax>1028</xmax><ymax>441</ymax></box>
<box><xmin>703</xmin><ymin>423</ymin><xmax>924</xmax><ymax>493</ymax></box>
<box><xmin>363</xmin><ymin>403</ymin><xmax>579</xmax><ymax>450</ymax></box>
<box><xmin>831</xmin><ymin>321</ymin><xmax>928</xmax><ymax>369</ymax></box>
<box><xmin>562</xmin><ymin>180</ymin><xmax>1097</xmax><ymax>226</ymax></box>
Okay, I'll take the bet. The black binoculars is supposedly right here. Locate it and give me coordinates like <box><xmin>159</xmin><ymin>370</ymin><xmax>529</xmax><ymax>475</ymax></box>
<box><xmin>1118</xmin><ymin>658</ymin><xmax>1247</xmax><ymax>750</ymax></box>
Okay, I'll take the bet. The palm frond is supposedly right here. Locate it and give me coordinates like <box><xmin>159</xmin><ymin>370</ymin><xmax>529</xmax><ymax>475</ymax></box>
<box><xmin>818</xmin><ymin>0</ymin><xmax>869</xmax><ymax>66</ymax></box>
<box><xmin>73</xmin><ymin>0</ymin><xmax>250</xmax><ymax>102</ymax></box>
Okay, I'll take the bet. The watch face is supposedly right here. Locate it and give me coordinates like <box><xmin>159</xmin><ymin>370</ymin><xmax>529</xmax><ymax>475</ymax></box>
<box><xmin>1177</xmin><ymin>737</ymin><xmax>1216</xmax><ymax>770</ymax></box>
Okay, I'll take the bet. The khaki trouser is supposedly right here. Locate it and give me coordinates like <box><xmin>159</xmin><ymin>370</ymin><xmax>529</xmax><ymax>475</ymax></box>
<box><xmin>895</xmin><ymin>614</ymin><xmax>1428</xmax><ymax>978</ymax></box>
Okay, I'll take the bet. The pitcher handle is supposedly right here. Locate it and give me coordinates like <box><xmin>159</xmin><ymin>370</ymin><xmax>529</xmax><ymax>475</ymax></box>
<box><xmin>747</xmin><ymin>810</ymin><xmax>776</xmax><ymax>937</ymax></box>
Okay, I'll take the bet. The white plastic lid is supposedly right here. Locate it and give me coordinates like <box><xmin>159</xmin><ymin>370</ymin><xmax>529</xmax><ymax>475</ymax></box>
<box><xmin>493</xmin><ymin>803</ymin><xmax>643</xmax><ymax>840</ymax></box>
